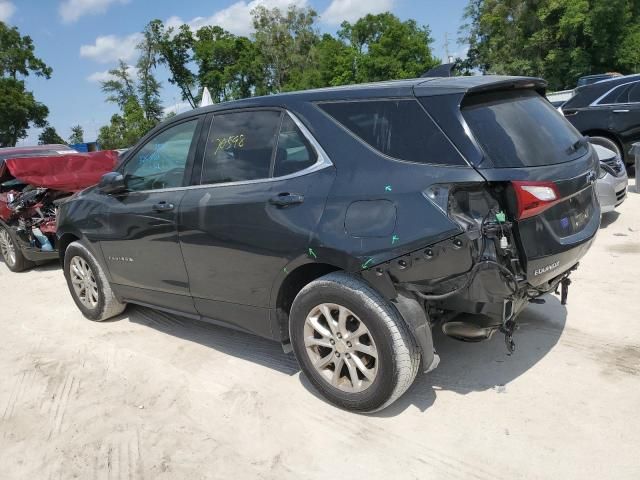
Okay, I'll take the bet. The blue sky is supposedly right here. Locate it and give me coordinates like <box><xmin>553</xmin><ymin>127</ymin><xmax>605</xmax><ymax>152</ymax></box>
<box><xmin>1</xmin><ymin>0</ymin><xmax>469</xmax><ymax>145</ymax></box>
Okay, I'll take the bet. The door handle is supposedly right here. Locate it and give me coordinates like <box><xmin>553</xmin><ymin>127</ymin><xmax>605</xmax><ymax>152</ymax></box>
<box><xmin>269</xmin><ymin>193</ymin><xmax>305</xmax><ymax>207</ymax></box>
<box><xmin>152</xmin><ymin>201</ymin><xmax>175</xmax><ymax>212</ymax></box>
<box><xmin>613</xmin><ymin>109</ymin><xmax>630</xmax><ymax>113</ymax></box>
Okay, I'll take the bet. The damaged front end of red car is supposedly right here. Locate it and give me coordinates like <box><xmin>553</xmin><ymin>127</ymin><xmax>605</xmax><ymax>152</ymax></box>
<box><xmin>0</xmin><ymin>150</ymin><xmax>118</xmax><ymax>271</ymax></box>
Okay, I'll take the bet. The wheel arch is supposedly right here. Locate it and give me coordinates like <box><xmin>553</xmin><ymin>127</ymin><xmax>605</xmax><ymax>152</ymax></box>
<box><xmin>57</xmin><ymin>232</ymin><xmax>81</xmax><ymax>263</ymax></box>
<box><xmin>584</xmin><ymin>130</ymin><xmax>624</xmax><ymax>152</ymax></box>
<box><xmin>273</xmin><ymin>261</ymin><xmax>342</xmax><ymax>341</ymax></box>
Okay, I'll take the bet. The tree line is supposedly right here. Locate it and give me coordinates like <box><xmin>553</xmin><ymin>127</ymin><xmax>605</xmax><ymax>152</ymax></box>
<box><xmin>95</xmin><ymin>6</ymin><xmax>439</xmax><ymax>149</ymax></box>
<box><xmin>461</xmin><ymin>0</ymin><xmax>640</xmax><ymax>90</ymax></box>
<box><xmin>1</xmin><ymin>1</ymin><xmax>639</xmax><ymax>149</ymax></box>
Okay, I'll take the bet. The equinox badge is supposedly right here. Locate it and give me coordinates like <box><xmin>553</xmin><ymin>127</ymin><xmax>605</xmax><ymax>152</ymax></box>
<box><xmin>534</xmin><ymin>261</ymin><xmax>560</xmax><ymax>276</ymax></box>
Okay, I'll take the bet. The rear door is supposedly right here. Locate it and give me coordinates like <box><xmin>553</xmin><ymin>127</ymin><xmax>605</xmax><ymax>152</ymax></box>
<box><xmin>458</xmin><ymin>89</ymin><xmax>600</xmax><ymax>285</ymax></box>
<box><xmin>99</xmin><ymin>117</ymin><xmax>202</xmax><ymax>314</ymax></box>
<box><xmin>598</xmin><ymin>80</ymin><xmax>640</xmax><ymax>153</ymax></box>
<box><xmin>178</xmin><ymin>109</ymin><xmax>335</xmax><ymax>338</ymax></box>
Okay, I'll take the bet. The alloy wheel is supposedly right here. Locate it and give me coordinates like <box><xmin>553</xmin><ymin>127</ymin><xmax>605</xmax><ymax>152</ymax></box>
<box><xmin>0</xmin><ymin>229</ymin><xmax>16</xmax><ymax>267</ymax></box>
<box><xmin>69</xmin><ymin>256</ymin><xmax>99</xmax><ymax>309</ymax></box>
<box><xmin>303</xmin><ymin>303</ymin><xmax>379</xmax><ymax>393</ymax></box>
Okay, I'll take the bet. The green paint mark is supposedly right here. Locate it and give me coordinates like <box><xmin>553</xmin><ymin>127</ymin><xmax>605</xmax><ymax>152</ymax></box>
<box><xmin>385</xmin><ymin>185</ymin><xmax>392</xmax><ymax>192</ymax></box>
<box><xmin>496</xmin><ymin>211</ymin><xmax>506</xmax><ymax>223</ymax></box>
<box><xmin>392</xmin><ymin>235</ymin><xmax>400</xmax><ymax>245</ymax></box>
<box><xmin>361</xmin><ymin>258</ymin><xmax>374</xmax><ymax>269</ymax></box>
<box><xmin>308</xmin><ymin>248</ymin><xmax>317</xmax><ymax>259</ymax></box>
<box><xmin>283</xmin><ymin>267</ymin><xmax>288</xmax><ymax>274</ymax></box>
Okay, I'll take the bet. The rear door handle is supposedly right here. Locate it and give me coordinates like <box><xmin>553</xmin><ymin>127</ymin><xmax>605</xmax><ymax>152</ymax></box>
<box><xmin>152</xmin><ymin>201</ymin><xmax>175</xmax><ymax>212</ymax></box>
<box><xmin>269</xmin><ymin>193</ymin><xmax>305</xmax><ymax>207</ymax></box>
<box><xmin>613</xmin><ymin>109</ymin><xmax>630</xmax><ymax>113</ymax></box>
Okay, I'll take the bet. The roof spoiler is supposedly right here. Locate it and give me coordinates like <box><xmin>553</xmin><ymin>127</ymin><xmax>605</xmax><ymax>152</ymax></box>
<box><xmin>421</xmin><ymin>63</ymin><xmax>456</xmax><ymax>78</ymax></box>
<box><xmin>466</xmin><ymin>78</ymin><xmax>547</xmax><ymax>96</ymax></box>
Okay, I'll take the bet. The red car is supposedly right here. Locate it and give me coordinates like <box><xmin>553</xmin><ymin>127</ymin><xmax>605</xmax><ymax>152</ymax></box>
<box><xmin>0</xmin><ymin>145</ymin><xmax>118</xmax><ymax>272</ymax></box>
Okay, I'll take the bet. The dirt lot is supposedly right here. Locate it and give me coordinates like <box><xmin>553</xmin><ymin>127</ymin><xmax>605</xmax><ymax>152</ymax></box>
<box><xmin>1</xmin><ymin>189</ymin><xmax>639</xmax><ymax>480</ymax></box>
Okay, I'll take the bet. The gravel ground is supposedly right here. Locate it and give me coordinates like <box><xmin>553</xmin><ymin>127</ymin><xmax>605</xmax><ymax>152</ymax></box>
<box><xmin>1</xmin><ymin>188</ymin><xmax>639</xmax><ymax>480</ymax></box>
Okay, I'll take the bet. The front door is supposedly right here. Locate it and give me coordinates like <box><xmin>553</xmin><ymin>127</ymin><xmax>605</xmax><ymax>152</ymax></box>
<box><xmin>178</xmin><ymin>110</ymin><xmax>335</xmax><ymax>337</ymax></box>
<box><xmin>100</xmin><ymin>118</ymin><xmax>201</xmax><ymax>314</ymax></box>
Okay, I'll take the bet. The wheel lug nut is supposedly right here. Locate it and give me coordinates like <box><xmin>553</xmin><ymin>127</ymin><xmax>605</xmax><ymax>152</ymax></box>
<box><xmin>337</xmin><ymin>333</ymin><xmax>342</xmax><ymax>339</ymax></box>
<box><xmin>346</xmin><ymin>353</ymin><xmax>351</xmax><ymax>359</ymax></box>
<box><xmin>335</xmin><ymin>352</ymin><xmax>340</xmax><ymax>357</ymax></box>
<box><xmin>330</xmin><ymin>339</ymin><xmax>335</xmax><ymax>345</ymax></box>
<box><xmin>347</xmin><ymin>341</ymin><xmax>352</xmax><ymax>347</ymax></box>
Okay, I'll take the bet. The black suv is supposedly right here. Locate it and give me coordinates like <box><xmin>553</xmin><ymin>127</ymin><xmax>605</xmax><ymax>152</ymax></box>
<box><xmin>57</xmin><ymin>76</ymin><xmax>599</xmax><ymax>412</ymax></box>
<box><xmin>562</xmin><ymin>74</ymin><xmax>640</xmax><ymax>165</ymax></box>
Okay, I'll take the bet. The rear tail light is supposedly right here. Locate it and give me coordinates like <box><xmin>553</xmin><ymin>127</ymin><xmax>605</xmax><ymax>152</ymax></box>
<box><xmin>512</xmin><ymin>181</ymin><xmax>560</xmax><ymax>220</ymax></box>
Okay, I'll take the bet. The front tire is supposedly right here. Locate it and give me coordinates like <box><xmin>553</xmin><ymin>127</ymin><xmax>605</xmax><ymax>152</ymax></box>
<box><xmin>0</xmin><ymin>225</ymin><xmax>34</xmax><ymax>272</ymax></box>
<box><xmin>63</xmin><ymin>241</ymin><xmax>126</xmax><ymax>321</ymax></box>
<box><xmin>290</xmin><ymin>272</ymin><xmax>420</xmax><ymax>412</ymax></box>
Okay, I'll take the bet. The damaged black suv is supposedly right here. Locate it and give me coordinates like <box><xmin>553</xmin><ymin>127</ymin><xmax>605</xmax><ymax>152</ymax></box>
<box><xmin>57</xmin><ymin>76</ymin><xmax>599</xmax><ymax>412</ymax></box>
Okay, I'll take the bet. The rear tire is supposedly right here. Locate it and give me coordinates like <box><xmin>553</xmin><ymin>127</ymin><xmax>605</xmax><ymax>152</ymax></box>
<box><xmin>0</xmin><ymin>225</ymin><xmax>34</xmax><ymax>272</ymax></box>
<box><xmin>290</xmin><ymin>272</ymin><xmax>420</xmax><ymax>412</ymax></box>
<box><xmin>63</xmin><ymin>241</ymin><xmax>126</xmax><ymax>321</ymax></box>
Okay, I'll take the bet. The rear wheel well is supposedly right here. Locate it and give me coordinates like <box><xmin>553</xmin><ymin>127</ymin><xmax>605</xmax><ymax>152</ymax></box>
<box><xmin>583</xmin><ymin>130</ymin><xmax>625</xmax><ymax>158</ymax></box>
<box><xmin>275</xmin><ymin>262</ymin><xmax>340</xmax><ymax>341</ymax></box>
<box><xmin>57</xmin><ymin>233</ymin><xmax>80</xmax><ymax>263</ymax></box>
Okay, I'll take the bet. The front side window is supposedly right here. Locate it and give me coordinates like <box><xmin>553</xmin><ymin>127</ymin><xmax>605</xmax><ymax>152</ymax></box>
<box><xmin>201</xmin><ymin>110</ymin><xmax>282</xmax><ymax>185</ymax></box>
<box><xmin>123</xmin><ymin>120</ymin><xmax>197</xmax><ymax>191</ymax></box>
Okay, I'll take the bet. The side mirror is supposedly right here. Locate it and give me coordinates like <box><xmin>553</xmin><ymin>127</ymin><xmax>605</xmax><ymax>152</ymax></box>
<box><xmin>98</xmin><ymin>172</ymin><xmax>126</xmax><ymax>194</ymax></box>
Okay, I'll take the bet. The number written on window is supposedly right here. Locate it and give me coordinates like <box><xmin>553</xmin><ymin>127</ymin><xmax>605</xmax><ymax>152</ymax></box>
<box><xmin>214</xmin><ymin>134</ymin><xmax>246</xmax><ymax>154</ymax></box>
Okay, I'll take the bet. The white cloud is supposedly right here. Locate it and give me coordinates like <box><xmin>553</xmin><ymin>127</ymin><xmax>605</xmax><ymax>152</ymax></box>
<box><xmin>80</xmin><ymin>33</ymin><xmax>142</xmax><ymax>63</ymax></box>
<box><xmin>87</xmin><ymin>64</ymin><xmax>137</xmax><ymax>83</ymax></box>
<box><xmin>166</xmin><ymin>0</ymin><xmax>307</xmax><ymax>37</ymax></box>
<box><xmin>0</xmin><ymin>1</ymin><xmax>16</xmax><ymax>22</ymax></box>
<box><xmin>59</xmin><ymin>0</ymin><xmax>129</xmax><ymax>24</ymax></box>
<box><xmin>321</xmin><ymin>0</ymin><xmax>393</xmax><ymax>25</ymax></box>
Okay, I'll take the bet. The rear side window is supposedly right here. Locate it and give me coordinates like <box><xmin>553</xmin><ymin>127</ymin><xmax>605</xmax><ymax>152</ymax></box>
<box><xmin>462</xmin><ymin>90</ymin><xmax>585</xmax><ymax>168</ymax></box>
<box><xmin>273</xmin><ymin>115</ymin><xmax>317</xmax><ymax>177</ymax></box>
<box><xmin>318</xmin><ymin>99</ymin><xmax>466</xmax><ymax>165</ymax></box>
<box><xmin>202</xmin><ymin>110</ymin><xmax>281</xmax><ymax>185</ymax></box>
<box><xmin>598</xmin><ymin>81</ymin><xmax>640</xmax><ymax>105</ymax></box>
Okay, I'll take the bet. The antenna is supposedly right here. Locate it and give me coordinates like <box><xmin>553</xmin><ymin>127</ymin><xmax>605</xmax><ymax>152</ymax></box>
<box><xmin>444</xmin><ymin>32</ymin><xmax>454</xmax><ymax>63</ymax></box>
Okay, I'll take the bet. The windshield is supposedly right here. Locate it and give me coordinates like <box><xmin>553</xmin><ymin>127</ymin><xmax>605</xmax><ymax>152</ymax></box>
<box><xmin>462</xmin><ymin>90</ymin><xmax>587</xmax><ymax>168</ymax></box>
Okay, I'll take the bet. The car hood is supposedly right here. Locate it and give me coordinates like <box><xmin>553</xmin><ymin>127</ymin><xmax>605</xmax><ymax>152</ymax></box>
<box><xmin>0</xmin><ymin>150</ymin><xmax>118</xmax><ymax>192</ymax></box>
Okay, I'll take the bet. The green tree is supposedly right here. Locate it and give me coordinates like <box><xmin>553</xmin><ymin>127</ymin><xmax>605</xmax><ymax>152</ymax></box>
<box><xmin>98</xmin><ymin>55</ymin><xmax>163</xmax><ymax>149</ymax></box>
<box><xmin>338</xmin><ymin>13</ymin><xmax>439</xmax><ymax>83</ymax></box>
<box><xmin>98</xmin><ymin>97</ymin><xmax>148</xmax><ymax>150</ymax></box>
<box><xmin>296</xmin><ymin>33</ymin><xmax>357</xmax><ymax>89</ymax></box>
<box><xmin>147</xmin><ymin>20</ymin><xmax>198</xmax><ymax>108</ymax></box>
<box><xmin>251</xmin><ymin>5</ymin><xmax>319</xmax><ymax>93</ymax></box>
<box><xmin>0</xmin><ymin>22</ymin><xmax>51</xmax><ymax>147</ymax></box>
<box><xmin>461</xmin><ymin>0</ymin><xmax>640</xmax><ymax>90</ymax></box>
<box><xmin>192</xmin><ymin>25</ymin><xmax>260</xmax><ymax>102</ymax></box>
<box><xmin>102</xmin><ymin>60</ymin><xmax>137</xmax><ymax>110</ymax></box>
<box><xmin>137</xmin><ymin>28</ymin><xmax>164</xmax><ymax>123</ymax></box>
<box><xmin>68</xmin><ymin>124</ymin><xmax>84</xmax><ymax>144</ymax></box>
<box><xmin>37</xmin><ymin>124</ymin><xmax>66</xmax><ymax>145</ymax></box>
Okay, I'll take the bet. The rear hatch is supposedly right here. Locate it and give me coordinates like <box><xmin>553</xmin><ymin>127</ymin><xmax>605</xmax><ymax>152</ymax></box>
<box><xmin>457</xmin><ymin>88</ymin><xmax>599</xmax><ymax>286</ymax></box>
<box><xmin>416</xmin><ymin>83</ymin><xmax>600</xmax><ymax>286</ymax></box>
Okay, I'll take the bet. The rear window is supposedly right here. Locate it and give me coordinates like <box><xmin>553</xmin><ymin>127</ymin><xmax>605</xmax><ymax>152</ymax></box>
<box><xmin>462</xmin><ymin>90</ymin><xmax>586</xmax><ymax>168</ymax></box>
<box><xmin>318</xmin><ymin>99</ymin><xmax>466</xmax><ymax>165</ymax></box>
